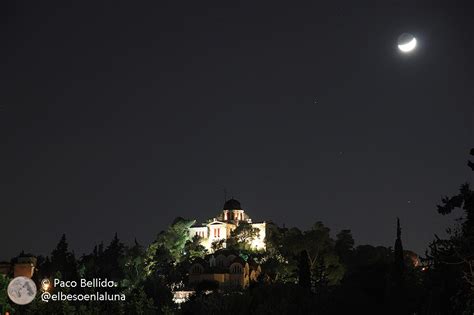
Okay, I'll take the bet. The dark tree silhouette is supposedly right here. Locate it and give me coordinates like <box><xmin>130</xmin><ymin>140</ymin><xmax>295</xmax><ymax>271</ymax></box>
<box><xmin>50</xmin><ymin>234</ymin><xmax>78</xmax><ymax>282</ymax></box>
<box><xmin>426</xmin><ymin>148</ymin><xmax>474</xmax><ymax>314</ymax></box>
<box><xmin>298</xmin><ymin>250</ymin><xmax>311</xmax><ymax>290</ymax></box>
<box><xmin>335</xmin><ymin>229</ymin><xmax>354</xmax><ymax>265</ymax></box>
<box><xmin>100</xmin><ymin>233</ymin><xmax>126</xmax><ymax>281</ymax></box>
<box><xmin>393</xmin><ymin>218</ymin><xmax>405</xmax><ymax>285</ymax></box>
<box><xmin>384</xmin><ymin>218</ymin><xmax>408</xmax><ymax>314</ymax></box>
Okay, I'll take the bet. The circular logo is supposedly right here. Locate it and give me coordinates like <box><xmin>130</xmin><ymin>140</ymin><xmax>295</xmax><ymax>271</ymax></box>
<box><xmin>7</xmin><ymin>276</ymin><xmax>37</xmax><ymax>305</ymax></box>
<box><xmin>41</xmin><ymin>278</ymin><xmax>51</xmax><ymax>291</ymax></box>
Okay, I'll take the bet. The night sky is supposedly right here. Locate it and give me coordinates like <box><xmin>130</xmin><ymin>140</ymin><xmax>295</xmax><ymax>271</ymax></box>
<box><xmin>1</xmin><ymin>1</ymin><xmax>473</xmax><ymax>260</ymax></box>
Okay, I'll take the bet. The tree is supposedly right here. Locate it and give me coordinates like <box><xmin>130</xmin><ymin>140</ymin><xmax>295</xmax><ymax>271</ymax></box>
<box><xmin>265</xmin><ymin>222</ymin><xmax>345</xmax><ymax>287</ymax></box>
<box><xmin>122</xmin><ymin>239</ymin><xmax>146</xmax><ymax>291</ymax></box>
<box><xmin>260</xmin><ymin>222</ymin><xmax>296</xmax><ymax>283</ymax></box>
<box><xmin>50</xmin><ymin>234</ymin><xmax>78</xmax><ymax>282</ymax></box>
<box><xmin>123</xmin><ymin>287</ymin><xmax>155</xmax><ymax>314</ymax></box>
<box><xmin>335</xmin><ymin>229</ymin><xmax>354</xmax><ymax>265</ymax></box>
<box><xmin>100</xmin><ymin>233</ymin><xmax>126</xmax><ymax>281</ymax></box>
<box><xmin>211</xmin><ymin>239</ymin><xmax>225</xmax><ymax>252</ymax></box>
<box><xmin>145</xmin><ymin>217</ymin><xmax>196</xmax><ymax>275</ymax></box>
<box><xmin>227</xmin><ymin>222</ymin><xmax>261</xmax><ymax>250</ymax></box>
<box><xmin>78</xmin><ymin>245</ymin><xmax>100</xmax><ymax>279</ymax></box>
<box><xmin>302</xmin><ymin>222</ymin><xmax>345</xmax><ymax>287</ymax></box>
<box><xmin>298</xmin><ymin>250</ymin><xmax>311</xmax><ymax>290</ymax></box>
<box><xmin>164</xmin><ymin>217</ymin><xmax>196</xmax><ymax>262</ymax></box>
<box><xmin>184</xmin><ymin>235</ymin><xmax>207</xmax><ymax>260</ymax></box>
<box><xmin>426</xmin><ymin>148</ymin><xmax>474</xmax><ymax>314</ymax></box>
<box><xmin>393</xmin><ymin>218</ymin><xmax>405</xmax><ymax>287</ymax></box>
<box><xmin>387</xmin><ymin>218</ymin><xmax>407</xmax><ymax>314</ymax></box>
<box><xmin>0</xmin><ymin>275</ymin><xmax>14</xmax><ymax>314</ymax></box>
<box><xmin>332</xmin><ymin>244</ymin><xmax>393</xmax><ymax>313</ymax></box>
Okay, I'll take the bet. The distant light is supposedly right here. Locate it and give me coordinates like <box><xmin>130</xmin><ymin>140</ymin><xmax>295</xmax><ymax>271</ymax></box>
<box><xmin>398</xmin><ymin>33</ymin><xmax>417</xmax><ymax>53</ymax></box>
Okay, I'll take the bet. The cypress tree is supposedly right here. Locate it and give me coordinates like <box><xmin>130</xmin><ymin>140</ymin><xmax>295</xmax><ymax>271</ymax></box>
<box><xmin>393</xmin><ymin>217</ymin><xmax>404</xmax><ymax>284</ymax></box>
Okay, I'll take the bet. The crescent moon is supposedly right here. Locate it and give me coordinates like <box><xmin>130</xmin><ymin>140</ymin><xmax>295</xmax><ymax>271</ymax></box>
<box><xmin>398</xmin><ymin>37</ymin><xmax>417</xmax><ymax>52</ymax></box>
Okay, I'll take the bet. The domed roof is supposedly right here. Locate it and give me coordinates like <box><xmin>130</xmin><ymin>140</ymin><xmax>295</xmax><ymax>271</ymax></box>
<box><xmin>223</xmin><ymin>198</ymin><xmax>242</xmax><ymax>210</ymax></box>
<box><xmin>230</xmin><ymin>256</ymin><xmax>246</xmax><ymax>265</ymax></box>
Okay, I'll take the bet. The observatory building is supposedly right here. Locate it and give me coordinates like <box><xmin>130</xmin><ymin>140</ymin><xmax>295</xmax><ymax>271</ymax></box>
<box><xmin>188</xmin><ymin>199</ymin><xmax>266</xmax><ymax>252</ymax></box>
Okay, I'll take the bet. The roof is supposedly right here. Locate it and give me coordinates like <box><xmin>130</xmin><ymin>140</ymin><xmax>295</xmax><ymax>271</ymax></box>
<box><xmin>223</xmin><ymin>198</ymin><xmax>242</xmax><ymax>210</ymax></box>
<box><xmin>230</xmin><ymin>256</ymin><xmax>246</xmax><ymax>265</ymax></box>
<box><xmin>208</xmin><ymin>248</ymin><xmax>239</xmax><ymax>258</ymax></box>
<box><xmin>190</xmin><ymin>257</ymin><xmax>207</xmax><ymax>266</ymax></box>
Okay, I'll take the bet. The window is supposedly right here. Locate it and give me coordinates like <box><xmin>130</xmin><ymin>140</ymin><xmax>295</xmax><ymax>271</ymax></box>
<box><xmin>231</xmin><ymin>264</ymin><xmax>242</xmax><ymax>274</ymax></box>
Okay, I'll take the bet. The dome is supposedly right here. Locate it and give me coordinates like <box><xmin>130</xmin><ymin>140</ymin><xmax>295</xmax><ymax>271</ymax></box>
<box><xmin>223</xmin><ymin>198</ymin><xmax>242</xmax><ymax>210</ymax></box>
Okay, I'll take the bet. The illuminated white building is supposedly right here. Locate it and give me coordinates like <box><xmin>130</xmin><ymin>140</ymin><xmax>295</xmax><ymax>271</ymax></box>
<box><xmin>188</xmin><ymin>199</ymin><xmax>266</xmax><ymax>252</ymax></box>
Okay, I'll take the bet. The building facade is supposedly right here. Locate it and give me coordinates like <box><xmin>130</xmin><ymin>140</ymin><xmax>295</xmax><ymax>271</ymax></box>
<box><xmin>188</xmin><ymin>199</ymin><xmax>266</xmax><ymax>252</ymax></box>
<box><xmin>0</xmin><ymin>256</ymin><xmax>37</xmax><ymax>278</ymax></box>
<box><xmin>188</xmin><ymin>249</ymin><xmax>261</xmax><ymax>289</ymax></box>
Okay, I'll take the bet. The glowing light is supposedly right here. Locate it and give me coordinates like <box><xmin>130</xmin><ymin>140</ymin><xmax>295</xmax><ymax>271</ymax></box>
<box><xmin>41</xmin><ymin>279</ymin><xmax>51</xmax><ymax>291</ymax></box>
<box><xmin>398</xmin><ymin>38</ymin><xmax>417</xmax><ymax>53</ymax></box>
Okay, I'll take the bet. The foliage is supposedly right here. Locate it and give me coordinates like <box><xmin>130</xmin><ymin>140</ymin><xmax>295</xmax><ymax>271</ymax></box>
<box><xmin>180</xmin><ymin>283</ymin><xmax>318</xmax><ymax>315</ymax></box>
<box><xmin>50</xmin><ymin>234</ymin><xmax>79</xmax><ymax>282</ymax></box>
<box><xmin>288</xmin><ymin>222</ymin><xmax>345</xmax><ymax>287</ymax></box>
<box><xmin>425</xmin><ymin>149</ymin><xmax>474</xmax><ymax>314</ymax></box>
<box><xmin>145</xmin><ymin>217</ymin><xmax>196</xmax><ymax>275</ymax></box>
<box><xmin>297</xmin><ymin>250</ymin><xmax>311</xmax><ymax>290</ymax></box>
<box><xmin>226</xmin><ymin>222</ymin><xmax>261</xmax><ymax>251</ymax></box>
<box><xmin>123</xmin><ymin>287</ymin><xmax>156</xmax><ymax>314</ymax></box>
<box><xmin>194</xmin><ymin>280</ymin><xmax>219</xmax><ymax>293</ymax></box>
<box><xmin>0</xmin><ymin>275</ymin><xmax>14</xmax><ymax>314</ymax></box>
<box><xmin>262</xmin><ymin>221</ymin><xmax>345</xmax><ymax>289</ymax></box>
<box><xmin>210</xmin><ymin>239</ymin><xmax>225</xmax><ymax>252</ymax></box>
<box><xmin>101</xmin><ymin>233</ymin><xmax>126</xmax><ymax>281</ymax></box>
<box><xmin>122</xmin><ymin>239</ymin><xmax>146</xmax><ymax>291</ymax></box>
<box><xmin>183</xmin><ymin>235</ymin><xmax>207</xmax><ymax>260</ymax></box>
<box><xmin>7</xmin><ymin>153</ymin><xmax>474</xmax><ymax>315</ymax></box>
<box><xmin>335</xmin><ymin>229</ymin><xmax>354</xmax><ymax>264</ymax></box>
